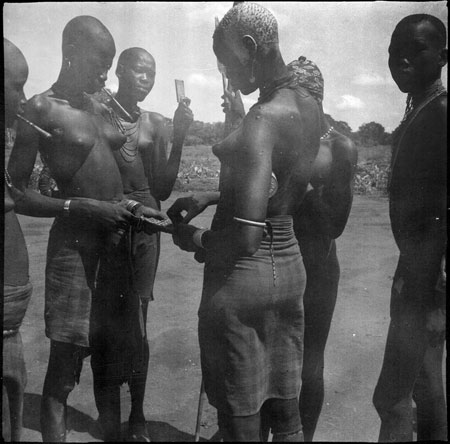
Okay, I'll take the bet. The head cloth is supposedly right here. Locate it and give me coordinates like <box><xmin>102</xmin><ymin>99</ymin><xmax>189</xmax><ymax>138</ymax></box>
<box><xmin>287</xmin><ymin>56</ymin><xmax>324</xmax><ymax>104</ymax></box>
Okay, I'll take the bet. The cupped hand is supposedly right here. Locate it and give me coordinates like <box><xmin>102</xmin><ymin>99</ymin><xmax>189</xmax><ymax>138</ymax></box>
<box><xmin>72</xmin><ymin>199</ymin><xmax>134</xmax><ymax>231</ymax></box>
<box><xmin>221</xmin><ymin>86</ymin><xmax>245</xmax><ymax>120</ymax></box>
<box><xmin>172</xmin><ymin>223</ymin><xmax>200</xmax><ymax>252</ymax></box>
<box><xmin>167</xmin><ymin>193</ymin><xmax>210</xmax><ymax>224</ymax></box>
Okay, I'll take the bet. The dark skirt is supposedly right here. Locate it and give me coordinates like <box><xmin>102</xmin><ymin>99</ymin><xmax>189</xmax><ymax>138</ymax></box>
<box><xmin>126</xmin><ymin>189</ymin><xmax>159</xmax><ymax>302</ymax></box>
<box><xmin>199</xmin><ymin>215</ymin><xmax>305</xmax><ymax>416</ymax></box>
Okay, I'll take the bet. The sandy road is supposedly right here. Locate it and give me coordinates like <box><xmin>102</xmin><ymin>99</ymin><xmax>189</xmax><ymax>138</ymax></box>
<box><xmin>16</xmin><ymin>194</ymin><xmax>414</xmax><ymax>442</ymax></box>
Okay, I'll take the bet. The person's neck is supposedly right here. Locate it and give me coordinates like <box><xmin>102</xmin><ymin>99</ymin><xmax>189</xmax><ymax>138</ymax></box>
<box><xmin>115</xmin><ymin>88</ymin><xmax>139</xmax><ymax>115</ymax></box>
<box><xmin>53</xmin><ymin>73</ymin><xmax>86</xmax><ymax>108</ymax></box>
<box><xmin>410</xmin><ymin>78</ymin><xmax>444</xmax><ymax>107</ymax></box>
<box><xmin>258</xmin><ymin>51</ymin><xmax>290</xmax><ymax>92</ymax></box>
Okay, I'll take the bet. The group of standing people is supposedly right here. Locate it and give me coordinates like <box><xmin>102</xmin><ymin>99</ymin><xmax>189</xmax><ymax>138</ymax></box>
<box><xmin>3</xmin><ymin>2</ymin><xmax>447</xmax><ymax>443</ymax></box>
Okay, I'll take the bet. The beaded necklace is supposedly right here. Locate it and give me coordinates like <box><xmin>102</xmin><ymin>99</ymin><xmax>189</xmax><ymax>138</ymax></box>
<box><xmin>108</xmin><ymin>109</ymin><xmax>142</xmax><ymax>163</ymax></box>
<box><xmin>4</xmin><ymin>169</ymin><xmax>13</xmax><ymax>189</ymax></box>
<box><xmin>320</xmin><ymin>126</ymin><xmax>334</xmax><ymax>140</ymax></box>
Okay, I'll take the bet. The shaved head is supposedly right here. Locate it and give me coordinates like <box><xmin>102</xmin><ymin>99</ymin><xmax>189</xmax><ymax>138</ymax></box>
<box><xmin>116</xmin><ymin>47</ymin><xmax>156</xmax><ymax>103</ymax></box>
<box><xmin>62</xmin><ymin>15</ymin><xmax>115</xmax><ymax>57</ymax></box>
<box><xmin>4</xmin><ymin>38</ymin><xmax>28</xmax><ymax>126</ymax></box>
<box><xmin>394</xmin><ymin>14</ymin><xmax>447</xmax><ymax>50</ymax></box>
<box><xmin>59</xmin><ymin>16</ymin><xmax>115</xmax><ymax>94</ymax></box>
<box><xmin>117</xmin><ymin>47</ymin><xmax>155</xmax><ymax>70</ymax></box>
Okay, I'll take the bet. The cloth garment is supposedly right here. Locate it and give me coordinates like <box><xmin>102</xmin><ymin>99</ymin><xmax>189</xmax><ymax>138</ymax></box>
<box><xmin>3</xmin><ymin>282</ymin><xmax>33</xmax><ymax>332</ymax></box>
<box><xmin>45</xmin><ymin>216</ymin><xmax>106</xmax><ymax>347</ymax></box>
<box><xmin>91</xmin><ymin>227</ymin><xmax>147</xmax><ymax>386</ymax></box>
<box><xmin>199</xmin><ymin>215</ymin><xmax>305</xmax><ymax>416</ymax></box>
<box><xmin>126</xmin><ymin>189</ymin><xmax>159</xmax><ymax>302</ymax></box>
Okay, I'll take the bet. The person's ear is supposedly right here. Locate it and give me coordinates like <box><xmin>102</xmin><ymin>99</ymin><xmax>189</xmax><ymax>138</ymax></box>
<box><xmin>242</xmin><ymin>35</ymin><xmax>257</xmax><ymax>58</ymax></box>
<box><xmin>116</xmin><ymin>63</ymin><xmax>124</xmax><ymax>78</ymax></box>
<box><xmin>63</xmin><ymin>43</ymin><xmax>76</xmax><ymax>67</ymax></box>
<box><xmin>438</xmin><ymin>47</ymin><xmax>448</xmax><ymax>68</ymax></box>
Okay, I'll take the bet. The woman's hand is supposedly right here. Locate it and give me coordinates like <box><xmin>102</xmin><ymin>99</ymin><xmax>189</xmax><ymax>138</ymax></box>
<box><xmin>173</xmin><ymin>98</ymin><xmax>194</xmax><ymax>138</ymax></box>
<box><xmin>172</xmin><ymin>223</ymin><xmax>200</xmax><ymax>252</ymax></box>
<box><xmin>71</xmin><ymin>199</ymin><xmax>134</xmax><ymax>231</ymax></box>
<box><xmin>221</xmin><ymin>87</ymin><xmax>245</xmax><ymax>123</ymax></box>
<box><xmin>167</xmin><ymin>193</ymin><xmax>216</xmax><ymax>224</ymax></box>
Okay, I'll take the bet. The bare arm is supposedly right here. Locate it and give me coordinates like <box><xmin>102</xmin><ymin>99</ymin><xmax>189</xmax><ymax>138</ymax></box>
<box><xmin>300</xmin><ymin>135</ymin><xmax>357</xmax><ymax>239</ymax></box>
<box><xmin>174</xmin><ymin>106</ymin><xmax>275</xmax><ymax>257</ymax></box>
<box><xmin>147</xmin><ymin>102</ymin><xmax>193</xmax><ymax>201</ymax></box>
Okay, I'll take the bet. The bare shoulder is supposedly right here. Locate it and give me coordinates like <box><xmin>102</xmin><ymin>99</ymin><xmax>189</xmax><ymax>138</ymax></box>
<box><xmin>332</xmin><ymin>130</ymin><xmax>358</xmax><ymax>166</ymax></box>
<box><xmin>26</xmin><ymin>90</ymin><xmax>54</xmax><ymax>117</ymax></box>
<box><xmin>140</xmin><ymin>110</ymin><xmax>167</xmax><ymax>126</ymax></box>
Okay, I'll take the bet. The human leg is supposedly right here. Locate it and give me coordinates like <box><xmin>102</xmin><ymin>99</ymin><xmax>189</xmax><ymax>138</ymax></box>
<box><xmin>217</xmin><ymin>410</ymin><xmax>262</xmax><ymax>442</ymax></box>
<box><xmin>261</xmin><ymin>398</ymin><xmax>303</xmax><ymax>442</ymax></box>
<box><xmin>40</xmin><ymin>340</ymin><xmax>87</xmax><ymax>442</ymax></box>
<box><xmin>298</xmin><ymin>239</ymin><xmax>339</xmax><ymax>441</ymax></box>
<box><xmin>2</xmin><ymin>332</ymin><xmax>27</xmax><ymax>442</ymax></box>
<box><xmin>128</xmin><ymin>300</ymin><xmax>151</xmax><ymax>442</ymax></box>
<box><xmin>128</xmin><ymin>229</ymin><xmax>158</xmax><ymax>440</ymax></box>
<box><xmin>373</xmin><ymin>262</ymin><xmax>429</xmax><ymax>442</ymax></box>
<box><xmin>413</xmin><ymin>338</ymin><xmax>447</xmax><ymax>441</ymax></box>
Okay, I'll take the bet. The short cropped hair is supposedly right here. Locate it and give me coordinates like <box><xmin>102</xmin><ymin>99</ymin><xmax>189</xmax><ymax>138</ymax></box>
<box><xmin>214</xmin><ymin>2</ymin><xmax>278</xmax><ymax>47</ymax></box>
<box><xmin>396</xmin><ymin>14</ymin><xmax>447</xmax><ymax>48</ymax></box>
<box><xmin>117</xmin><ymin>47</ymin><xmax>154</xmax><ymax>69</ymax></box>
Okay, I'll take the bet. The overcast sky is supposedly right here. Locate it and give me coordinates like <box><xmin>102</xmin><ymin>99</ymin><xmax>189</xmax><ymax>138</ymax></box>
<box><xmin>4</xmin><ymin>2</ymin><xmax>447</xmax><ymax>132</ymax></box>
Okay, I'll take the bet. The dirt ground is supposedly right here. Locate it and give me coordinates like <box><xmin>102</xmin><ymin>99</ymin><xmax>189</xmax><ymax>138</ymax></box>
<box><xmin>15</xmin><ymin>193</ymin><xmax>438</xmax><ymax>442</ymax></box>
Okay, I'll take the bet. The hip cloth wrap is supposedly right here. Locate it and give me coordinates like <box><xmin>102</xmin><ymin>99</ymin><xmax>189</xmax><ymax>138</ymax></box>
<box><xmin>126</xmin><ymin>188</ymin><xmax>159</xmax><ymax>302</ymax></box>
<box><xmin>45</xmin><ymin>216</ymin><xmax>106</xmax><ymax>348</ymax></box>
<box><xmin>199</xmin><ymin>215</ymin><xmax>306</xmax><ymax>416</ymax></box>
<box><xmin>3</xmin><ymin>282</ymin><xmax>33</xmax><ymax>335</ymax></box>
<box><xmin>90</xmin><ymin>190</ymin><xmax>155</xmax><ymax>384</ymax></box>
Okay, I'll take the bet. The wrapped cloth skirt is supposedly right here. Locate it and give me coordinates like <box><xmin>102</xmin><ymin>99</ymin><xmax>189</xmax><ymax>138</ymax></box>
<box><xmin>199</xmin><ymin>215</ymin><xmax>305</xmax><ymax>416</ymax></box>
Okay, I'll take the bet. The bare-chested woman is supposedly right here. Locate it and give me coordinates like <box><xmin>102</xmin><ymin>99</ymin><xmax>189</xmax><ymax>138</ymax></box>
<box><xmin>7</xmin><ymin>16</ymin><xmax>165</xmax><ymax>442</ymax></box>
<box><xmin>170</xmin><ymin>3</ymin><xmax>320</xmax><ymax>441</ymax></box>
<box><xmin>169</xmin><ymin>56</ymin><xmax>357</xmax><ymax>442</ymax></box>
<box><xmin>3</xmin><ymin>38</ymin><xmax>32</xmax><ymax>443</ymax></box>
<box><xmin>91</xmin><ymin>47</ymin><xmax>193</xmax><ymax>441</ymax></box>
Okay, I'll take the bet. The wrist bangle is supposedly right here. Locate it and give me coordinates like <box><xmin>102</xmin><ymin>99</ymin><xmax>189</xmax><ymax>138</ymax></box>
<box><xmin>63</xmin><ymin>199</ymin><xmax>71</xmax><ymax>217</ymax></box>
<box><xmin>193</xmin><ymin>229</ymin><xmax>209</xmax><ymax>249</ymax></box>
<box><xmin>124</xmin><ymin>199</ymin><xmax>143</xmax><ymax>215</ymax></box>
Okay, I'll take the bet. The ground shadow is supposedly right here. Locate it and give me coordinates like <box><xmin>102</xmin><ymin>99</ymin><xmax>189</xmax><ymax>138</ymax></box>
<box><xmin>23</xmin><ymin>392</ymin><xmax>99</xmax><ymax>438</ymax></box>
<box><xmin>23</xmin><ymin>393</ymin><xmax>215</xmax><ymax>442</ymax></box>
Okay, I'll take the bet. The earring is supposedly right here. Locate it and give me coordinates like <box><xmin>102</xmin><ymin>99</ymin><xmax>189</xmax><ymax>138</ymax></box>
<box><xmin>65</xmin><ymin>58</ymin><xmax>71</xmax><ymax>70</ymax></box>
<box><xmin>249</xmin><ymin>58</ymin><xmax>256</xmax><ymax>84</ymax></box>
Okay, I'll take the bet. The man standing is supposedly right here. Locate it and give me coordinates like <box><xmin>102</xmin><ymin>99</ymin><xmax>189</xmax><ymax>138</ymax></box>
<box><xmin>373</xmin><ymin>14</ymin><xmax>447</xmax><ymax>442</ymax></box>
<box><xmin>91</xmin><ymin>47</ymin><xmax>193</xmax><ymax>441</ymax></box>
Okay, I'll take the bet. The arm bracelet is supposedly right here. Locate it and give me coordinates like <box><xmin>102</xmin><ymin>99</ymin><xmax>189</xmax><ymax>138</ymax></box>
<box><xmin>193</xmin><ymin>229</ymin><xmax>209</xmax><ymax>249</ymax></box>
<box><xmin>63</xmin><ymin>199</ymin><xmax>71</xmax><ymax>217</ymax></box>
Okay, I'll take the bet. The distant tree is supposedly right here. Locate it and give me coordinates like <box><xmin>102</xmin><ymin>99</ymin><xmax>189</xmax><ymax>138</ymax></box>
<box><xmin>324</xmin><ymin>113</ymin><xmax>353</xmax><ymax>139</ymax></box>
<box><xmin>357</xmin><ymin>121</ymin><xmax>386</xmax><ymax>146</ymax></box>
